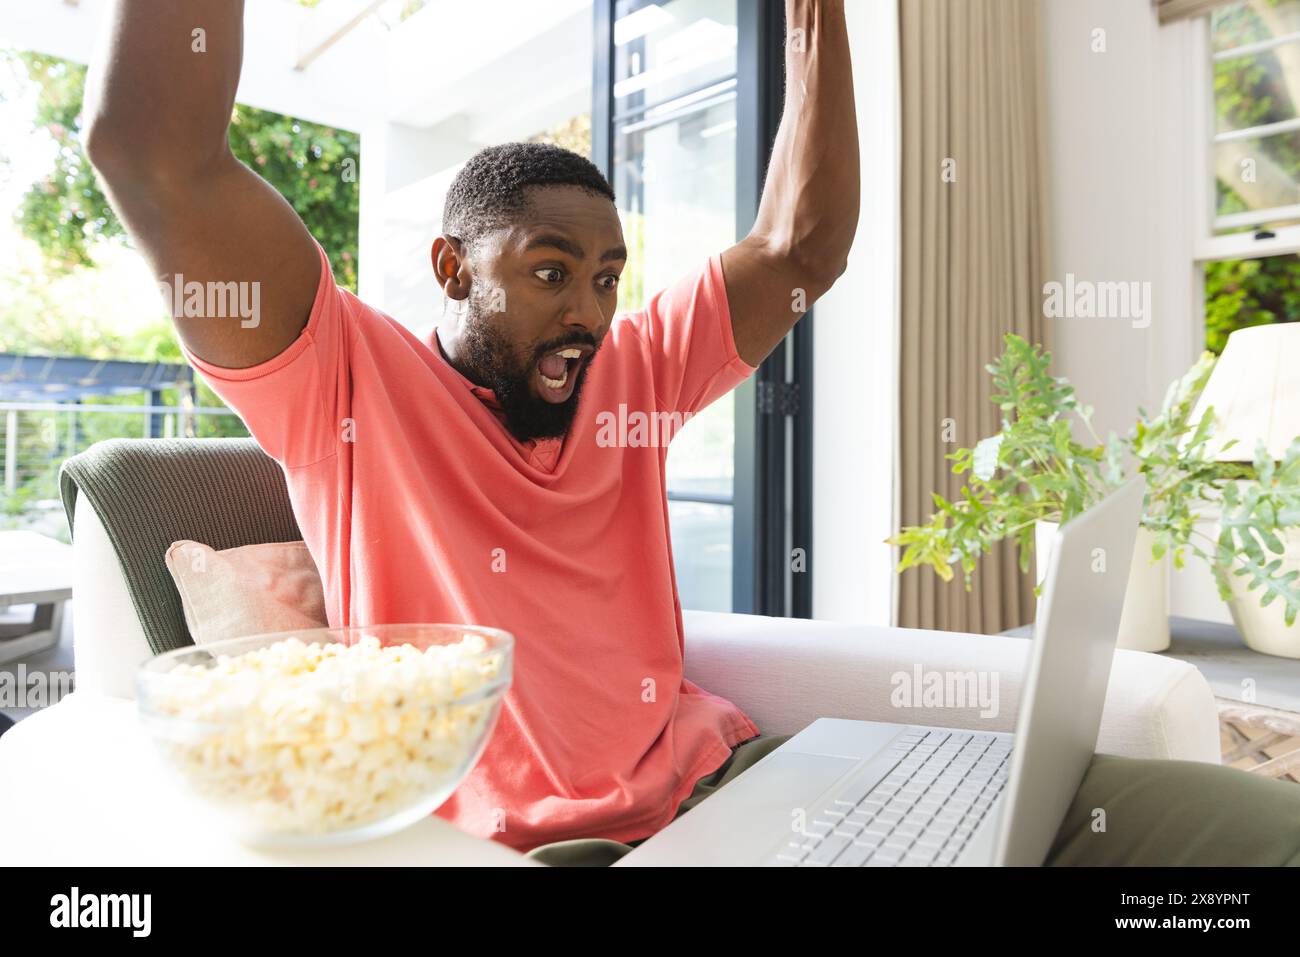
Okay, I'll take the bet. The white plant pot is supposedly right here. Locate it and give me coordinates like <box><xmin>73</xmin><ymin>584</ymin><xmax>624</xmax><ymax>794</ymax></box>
<box><xmin>1218</xmin><ymin>525</ymin><xmax>1300</xmax><ymax>659</ymax></box>
<box><xmin>1035</xmin><ymin>521</ymin><xmax>1170</xmax><ymax>653</ymax></box>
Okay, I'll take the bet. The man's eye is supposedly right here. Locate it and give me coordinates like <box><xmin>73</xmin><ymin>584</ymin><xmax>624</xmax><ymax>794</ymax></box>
<box><xmin>535</xmin><ymin>268</ymin><xmax>564</xmax><ymax>283</ymax></box>
<box><xmin>598</xmin><ymin>275</ymin><xmax>620</xmax><ymax>291</ymax></box>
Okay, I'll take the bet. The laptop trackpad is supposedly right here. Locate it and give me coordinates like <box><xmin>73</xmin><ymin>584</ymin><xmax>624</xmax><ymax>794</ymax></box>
<box><xmin>614</xmin><ymin>751</ymin><xmax>858</xmax><ymax>867</ymax></box>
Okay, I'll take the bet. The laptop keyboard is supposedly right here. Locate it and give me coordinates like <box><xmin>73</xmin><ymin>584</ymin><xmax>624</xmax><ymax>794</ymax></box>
<box><xmin>768</xmin><ymin>728</ymin><xmax>1012</xmax><ymax>867</ymax></box>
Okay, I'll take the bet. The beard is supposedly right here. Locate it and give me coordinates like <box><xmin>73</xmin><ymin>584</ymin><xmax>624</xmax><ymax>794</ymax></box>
<box><xmin>458</xmin><ymin>291</ymin><xmax>600</xmax><ymax>443</ymax></box>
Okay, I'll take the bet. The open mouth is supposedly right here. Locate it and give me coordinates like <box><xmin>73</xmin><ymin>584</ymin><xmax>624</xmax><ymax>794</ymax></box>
<box><xmin>535</xmin><ymin>346</ymin><xmax>591</xmax><ymax>404</ymax></box>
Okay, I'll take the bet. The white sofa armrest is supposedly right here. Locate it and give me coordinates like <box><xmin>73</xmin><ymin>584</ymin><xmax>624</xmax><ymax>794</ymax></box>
<box><xmin>70</xmin><ymin>497</ymin><xmax>153</xmax><ymax>699</ymax></box>
<box><xmin>682</xmin><ymin>610</ymin><xmax>1221</xmax><ymax>764</ymax></box>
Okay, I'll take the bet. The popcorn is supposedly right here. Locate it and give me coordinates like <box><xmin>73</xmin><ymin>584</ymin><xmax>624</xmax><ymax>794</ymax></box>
<box><xmin>145</xmin><ymin>633</ymin><xmax>506</xmax><ymax>837</ymax></box>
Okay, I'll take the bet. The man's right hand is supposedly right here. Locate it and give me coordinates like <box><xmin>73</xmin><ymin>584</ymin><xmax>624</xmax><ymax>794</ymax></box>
<box><xmin>83</xmin><ymin>0</ymin><xmax>322</xmax><ymax>370</ymax></box>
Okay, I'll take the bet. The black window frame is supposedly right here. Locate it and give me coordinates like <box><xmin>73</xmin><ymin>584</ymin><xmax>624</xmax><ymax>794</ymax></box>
<box><xmin>593</xmin><ymin>0</ymin><xmax>812</xmax><ymax>618</ymax></box>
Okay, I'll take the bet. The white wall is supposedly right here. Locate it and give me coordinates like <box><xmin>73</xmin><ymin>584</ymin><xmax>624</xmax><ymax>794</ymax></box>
<box><xmin>812</xmin><ymin>0</ymin><xmax>1223</xmax><ymax>627</ymax></box>
<box><xmin>7</xmin><ymin>0</ymin><xmax>383</xmax><ymax>131</ymax></box>
<box><xmin>1043</xmin><ymin>0</ymin><xmax>1200</xmax><ymax>433</ymax></box>
<box><xmin>1042</xmin><ymin>0</ymin><xmax>1226</xmax><ymax>622</ymax></box>
<box><xmin>811</xmin><ymin>0</ymin><xmax>900</xmax><ymax>627</ymax></box>
<box><xmin>358</xmin><ymin>118</ymin><xmax>475</xmax><ymax>334</ymax></box>
<box><xmin>355</xmin><ymin>3</ymin><xmax>594</xmax><ymax>331</ymax></box>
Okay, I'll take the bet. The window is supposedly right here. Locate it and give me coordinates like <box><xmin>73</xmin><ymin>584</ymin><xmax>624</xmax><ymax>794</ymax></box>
<box><xmin>1197</xmin><ymin>0</ymin><xmax>1300</xmax><ymax>254</ymax></box>
<box><xmin>592</xmin><ymin>0</ymin><xmax>810</xmax><ymax>616</ymax></box>
<box><xmin>1196</xmin><ymin>0</ymin><xmax>1300</xmax><ymax>347</ymax></box>
<box><xmin>607</xmin><ymin>0</ymin><xmax>741</xmax><ymax>613</ymax></box>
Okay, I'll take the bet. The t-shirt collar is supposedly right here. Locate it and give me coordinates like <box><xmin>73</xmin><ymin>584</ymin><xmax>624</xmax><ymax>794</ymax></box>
<box><xmin>431</xmin><ymin>328</ymin><xmax>563</xmax><ymax>460</ymax></box>
<box><xmin>433</xmin><ymin>328</ymin><xmax>503</xmax><ymax>411</ymax></box>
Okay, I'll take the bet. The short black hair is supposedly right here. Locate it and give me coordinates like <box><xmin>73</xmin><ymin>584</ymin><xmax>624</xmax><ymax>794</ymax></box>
<box><xmin>442</xmin><ymin>142</ymin><xmax>616</xmax><ymax>251</ymax></box>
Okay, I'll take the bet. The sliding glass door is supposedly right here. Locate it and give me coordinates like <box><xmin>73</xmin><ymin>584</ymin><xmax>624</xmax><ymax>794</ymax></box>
<box><xmin>593</xmin><ymin>0</ymin><xmax>811</xmax><ymax>616</ymax></box>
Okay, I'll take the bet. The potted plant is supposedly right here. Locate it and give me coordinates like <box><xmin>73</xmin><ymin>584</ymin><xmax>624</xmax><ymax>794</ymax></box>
<box><xmin>888</xmin><ymin>334</ymin><xmax>1300</xmax><ymax>654</ymax></box>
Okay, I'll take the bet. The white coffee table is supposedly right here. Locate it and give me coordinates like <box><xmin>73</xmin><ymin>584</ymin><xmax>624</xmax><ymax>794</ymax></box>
<box><xmin>0</xmin><ymin>691</ymin><xmax>542</xmax><ymax>866</ymax></box>
<box><xmin>0</xmin><ymin>531</ymin><xmax>73</xmax><ymax>664</ymax></box>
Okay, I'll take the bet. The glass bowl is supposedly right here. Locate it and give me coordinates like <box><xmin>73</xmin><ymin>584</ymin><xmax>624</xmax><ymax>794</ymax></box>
<box><xmin>137</xmin><ymin>623</ymin><xmax>513</xmax><ymax>848</ymax></box>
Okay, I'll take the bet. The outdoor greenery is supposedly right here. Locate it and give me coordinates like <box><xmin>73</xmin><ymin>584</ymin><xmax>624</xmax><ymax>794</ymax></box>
<box><xmin>5</xmin><ymin>50</ymin><xmax>360</xmax><ymax>290</ymax></box>
<box><xmin>0</xmin><ymin>46</ymin><xmax>361</xmax><ymax>530</ymax></box>
<box><xmin>1206</xmin><ymin>1</ymin><xmax>1300</xmax><ymax>352</ymax></box>
<box><xmin>1205</xmin><ymin>253</ymin><xmax>1300</xmax><ymax>353</ymax></box>
<box><xmin>528</xmin><ymin>112</ymin><xmax>592</xmax><ymax>157</ymax></box>
<box><xmin>889</xmin><ymin>334</ymin><xmax>1300</xmax><ymax>627</ymax></box>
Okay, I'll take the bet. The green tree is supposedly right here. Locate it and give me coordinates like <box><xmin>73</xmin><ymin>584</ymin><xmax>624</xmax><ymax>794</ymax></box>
<box><xmin>0</xmin><ymin>46</ymin><xmax>363</xmax><ymax>528</ymax></box>
<box><xmin>3</xmin><ymin>49</ymin><xmax>360</xmax><ymax>290</ymax></box>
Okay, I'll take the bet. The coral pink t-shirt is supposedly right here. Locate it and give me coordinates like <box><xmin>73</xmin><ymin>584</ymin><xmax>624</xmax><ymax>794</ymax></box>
<box><xmin>182</xmin><ymin>241</ymin><xmax>761</xmax><ymax>851</ymax></box>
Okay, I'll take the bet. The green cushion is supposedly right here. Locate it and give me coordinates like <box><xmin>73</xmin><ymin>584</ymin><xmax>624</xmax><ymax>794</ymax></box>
<box><xmin>59</xmin><ymin>438</ymin><xmax>302</xmax><ymax>655</ymax></box>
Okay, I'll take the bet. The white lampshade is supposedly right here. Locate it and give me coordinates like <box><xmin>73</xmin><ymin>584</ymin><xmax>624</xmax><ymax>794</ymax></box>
<box><xmin>1190</xmin><ymin>323</ymin><xmax>1300</xmax><ymax>463</ymax></box>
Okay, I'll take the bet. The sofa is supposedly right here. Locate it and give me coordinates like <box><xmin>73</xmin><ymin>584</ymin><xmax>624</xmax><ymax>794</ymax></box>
<box><xmin>0</xmin><ymin>439</ymin><xmax>1223</xmax><ymax>865</ymax></box>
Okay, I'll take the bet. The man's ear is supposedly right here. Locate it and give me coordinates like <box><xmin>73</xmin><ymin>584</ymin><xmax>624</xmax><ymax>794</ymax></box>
<box><xmin>431</xmin><ymin>235</ymin><xmax>470</xmax><ymax>301</ymax></box>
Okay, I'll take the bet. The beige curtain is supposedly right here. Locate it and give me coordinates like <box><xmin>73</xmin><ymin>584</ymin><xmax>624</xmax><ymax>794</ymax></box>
<box><xmin>897</xmin><ymin>0</ymin><xmax>1048</xmax><ymax>634</ymax></box>
<box><xmin>1153</xmin><ymin>0</ymin><xmax>1234</xmax><ymax>25</ymax></box>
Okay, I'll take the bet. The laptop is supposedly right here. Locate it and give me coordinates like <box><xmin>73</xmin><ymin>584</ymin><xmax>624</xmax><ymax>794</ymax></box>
<box><xmin>616</xmin><ymin>476</ymin><xmax>1145</xmax><ymax>867</ymax></box>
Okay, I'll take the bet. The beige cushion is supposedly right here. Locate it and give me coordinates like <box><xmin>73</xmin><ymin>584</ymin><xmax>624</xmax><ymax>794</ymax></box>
<box><xmin>163</xmin><ymin>540</ymin><xmax>328</xmax><ymax>646</ymax></box>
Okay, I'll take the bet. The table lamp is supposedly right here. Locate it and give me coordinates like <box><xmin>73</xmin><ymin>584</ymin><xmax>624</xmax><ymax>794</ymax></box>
<box><xmin>1190</xmin><ymin>322</ymin><xmax>1300</xmax><ymax>657</ymax></box>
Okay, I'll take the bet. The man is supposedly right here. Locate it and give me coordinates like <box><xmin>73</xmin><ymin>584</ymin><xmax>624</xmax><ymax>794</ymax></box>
<box><xmin>85</xmin><ymin>0</ymin><xmax>1300</xmax><ymax>869</ymax></box>
<box><xmin>83</xmin><ymin>0</ymin><xmax>858</xmax><ymax>863</ymax></box>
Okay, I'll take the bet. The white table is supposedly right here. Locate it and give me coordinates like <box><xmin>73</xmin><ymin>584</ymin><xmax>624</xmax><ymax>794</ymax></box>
<box><xmin>0</xmin><ymin>692</ymin><xmax>542</xmax><ymax>866</ymax></box>
<box><xmin>0</xmin><ymin>531</ymin><xmax>73</xmax><ymax>664</ymax></box>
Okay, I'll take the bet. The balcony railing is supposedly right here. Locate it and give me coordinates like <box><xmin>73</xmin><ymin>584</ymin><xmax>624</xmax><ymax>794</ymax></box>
<box><xmin>0</xmin><ymin>401</ymin><xmax>245</xmax><ymax>541</ymax></box>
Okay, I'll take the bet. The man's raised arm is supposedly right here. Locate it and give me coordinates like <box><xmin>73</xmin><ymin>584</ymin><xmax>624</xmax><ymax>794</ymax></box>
<box><xmin>720</xmin><ymin>0</ymin><xmax>859</xmax><ymax>368</ymax></box>
<box><xmin>83</xmin><ymin>0</ymin><xmax>321</xmax><ymax>369</ymax></box>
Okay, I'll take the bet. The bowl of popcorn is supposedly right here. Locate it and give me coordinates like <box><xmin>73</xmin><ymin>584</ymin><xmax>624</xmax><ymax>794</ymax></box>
<box><xmin>137</xmin><ymin>624</ymin><xmax>512</xmax><ymax>848</ymax></box>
